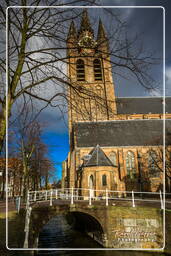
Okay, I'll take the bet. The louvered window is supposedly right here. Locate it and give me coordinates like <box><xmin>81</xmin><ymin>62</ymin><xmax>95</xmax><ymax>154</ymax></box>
<box><xmin>94</xmin><ymin>59</ymin><xmax>102</xmax><ymax>81</ymax></box>
<box><xmin>76</xmin><ymin>59</ymin><xmax>85</xmax><ymax>81</ymax></box>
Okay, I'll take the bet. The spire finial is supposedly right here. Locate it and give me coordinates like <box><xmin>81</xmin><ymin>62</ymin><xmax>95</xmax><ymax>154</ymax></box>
<box><xmin>67</xmin><ymin>20</ymin><xmax>77</xmax><ymax>40</ymax></box>
<box><xmin>97</xmin><ymin>18</ymin><xmax>107</xmax><ymax>40</ymax></box>
<box><xmin>78</xmin><ymin>9</ymin><xmax>94</xmax><ymax>37</ymax></box>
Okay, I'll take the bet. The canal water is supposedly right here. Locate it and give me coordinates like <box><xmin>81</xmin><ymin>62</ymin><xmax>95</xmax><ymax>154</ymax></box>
<box><xmin>37</xmin><ymin>215</ymin><xmax>167</xmax><ymax>256</ymax></box>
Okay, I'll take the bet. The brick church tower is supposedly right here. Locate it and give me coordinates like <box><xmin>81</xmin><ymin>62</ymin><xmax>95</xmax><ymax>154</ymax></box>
<box><xmin>67</xmin><ymin>10</ymin><xmax>117</xmax><ymax>140</ymax></box>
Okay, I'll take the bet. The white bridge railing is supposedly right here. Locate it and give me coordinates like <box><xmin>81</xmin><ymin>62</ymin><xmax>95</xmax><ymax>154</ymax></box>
<box><xmin>27</xmin><ymin>188</ymin><xmax>165</xmax><ymax>209</ymax></box>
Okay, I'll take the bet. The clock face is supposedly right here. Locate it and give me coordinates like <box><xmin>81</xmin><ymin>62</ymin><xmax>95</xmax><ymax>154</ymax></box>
<box><xmin>78</xmin><ymin>36</ymin><xmax>97</xmax><ymax>55</ymax></box>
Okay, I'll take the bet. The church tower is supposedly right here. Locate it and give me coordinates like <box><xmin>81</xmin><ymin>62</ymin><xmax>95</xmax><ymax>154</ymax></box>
<box><xmin>67</xmin><ymin>10</ymin><xmax>117</xmax><ymax>137</ymax></box>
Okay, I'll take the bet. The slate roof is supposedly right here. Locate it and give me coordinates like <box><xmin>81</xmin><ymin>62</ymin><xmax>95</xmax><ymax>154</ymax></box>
<box><xmin>84</xmin><ymin>145</ymin><xmax>113</xmax><ymax>167</ymax></box>
<box><xmin>75</xmin><ymin>119</ymin><xmax>171</xmax><ymax>148</ymax></box>
<box><xmin>116</xmin><ymin>97</ymin><xmax>171</xmax><ymax>114</ymax></box>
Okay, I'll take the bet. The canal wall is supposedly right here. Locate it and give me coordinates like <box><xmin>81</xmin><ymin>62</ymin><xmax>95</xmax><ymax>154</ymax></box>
<box><xmin>106</xmin><ymin>206</ymin><xmax>163</xmax><ymax>248</ymax></box>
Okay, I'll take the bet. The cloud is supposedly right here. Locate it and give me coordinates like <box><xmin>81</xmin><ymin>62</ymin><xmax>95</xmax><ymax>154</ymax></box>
<box><xmin>148</xmin><ymin>88</ymin><xmax>162</xmax><ymax>97</ymax></box>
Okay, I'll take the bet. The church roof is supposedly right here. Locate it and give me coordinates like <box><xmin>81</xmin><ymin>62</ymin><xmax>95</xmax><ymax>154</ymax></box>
<box><xmin>74</xmin><ymin>119</ymin><xmax>171</xmax><ymax>148</ymax></box>
<box><xmin>84</xmin><ymin>145</ymin><xmax>113</xmax><ymax>167</ymax></box>
<box><xmin>117</xmin><ymin>97</ymin><xmax>171</xmax><ymax>114</ymax></box>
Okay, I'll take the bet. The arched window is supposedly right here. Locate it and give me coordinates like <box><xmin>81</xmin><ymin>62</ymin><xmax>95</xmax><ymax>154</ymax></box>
<box><xmin>148</xmin><ymin>151</ymin><xmax>160</xmax><ymax>177</ymax></box>
<box><xmin>126</xmin><ymin>151</ymin><xmax>136</xmax><ymax>178</ymax></box>
<box><xmin>76</xmin><ymin>59</ymin><xmax>85</xmax><ymax>81</ymax></box>
<box><xmin>89</xmin><ymin>175</ymin><xmax>94</xmax><ymax>189</ymax></box>
<box><xmin>102</xmin><ymin>174</ymin><xmax>107</xmax><ymax>186</ymax></box>
<box><xmin>93</xmin><ymin>59</ymin><xmax>102</xmax><ymax>81</ymax></box>
<box><xmin>109</xmin><ymin>152</ymin><xmax>117</xmax><ymax>166</ymax></box>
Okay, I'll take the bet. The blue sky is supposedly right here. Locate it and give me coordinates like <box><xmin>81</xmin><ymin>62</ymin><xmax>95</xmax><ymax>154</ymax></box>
<box><xmin>42</xmin><ymin>132</ymin><xmax>69</xmax><ymax>180</ymax></box>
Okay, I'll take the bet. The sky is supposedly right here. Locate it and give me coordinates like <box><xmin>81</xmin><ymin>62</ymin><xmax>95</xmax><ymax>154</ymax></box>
<box><xmin>10</xmin><ymin>0</ymin><xmax>171</xmax><ymax>181</ymax></box>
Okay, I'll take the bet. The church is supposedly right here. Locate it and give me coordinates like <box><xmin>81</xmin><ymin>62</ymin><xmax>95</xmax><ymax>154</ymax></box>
<box><xmin>62</xmin><ymin>9</ymin><xmax>171</xmax><ymax>196</ymax></box>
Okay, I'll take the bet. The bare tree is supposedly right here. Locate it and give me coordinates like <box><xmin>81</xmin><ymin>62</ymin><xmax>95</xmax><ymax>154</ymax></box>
<box><xmin>14</xmin><ymin>118</ymin><xmax>54</xmax><ymax>197</ymax></box>
<box><xmin>0</xmin><ymin>1</ymin><xmax>159</xmax><ymax>152</ymax></box>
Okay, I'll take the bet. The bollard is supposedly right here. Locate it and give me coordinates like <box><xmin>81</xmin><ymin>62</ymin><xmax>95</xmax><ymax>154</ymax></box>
<box><xmin>56</xmin><ymin>189</ymin><xmax>58</xmax><ymax>199</ymax></box>
<box><xmin>76</xmin><ymin>190</ymin><xmax>79</xmax><ymax>201</ymax></box>
<box><xmin>34</xmin><ymin>191</ymin><xmax>37</xmax><ymax>202</ymax></box>
<box><xmin>66</xmin><ymin>189</ymin><xmax>68</xmax><ymax>200</ymax></box>
<box><xmin>50</xmin><ymin>190</ymin><xmax>53</xmax><ymax>206</ymax></box>
<box><xmin>160</xmin><ymin>190</ymin><xmax>164</xmax><ymax>209</ymax></box>
<box><xmin>106</xmin><ymin>188</ymin><xmax>108</xmax><ymax>206</ymax></box>
<box><xmin>17</xmin><ymin>197</ymin><xmax>21</xmax><ymax>213</ymax></box>
<box><xmin>132</xmin><ymin>190</ymin><xmax>135</xmax><ymax>207</ymax></box>
<box><xmin>45</xmin><ymin>191</ymin><xmax>48</xmax><ymax>201</ymax></box>
<box><xmin>71</xmin><ymin>187</ymin><xmax>74</xmax><ymax>205</ymax></box>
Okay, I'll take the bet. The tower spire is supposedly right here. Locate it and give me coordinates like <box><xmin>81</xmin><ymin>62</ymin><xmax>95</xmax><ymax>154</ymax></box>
<box><xmin>78</xmin><ymin>9</ymin><xmax>94</xmax><ymax>37</ymax></box>
<box><xmin>67</xmin><ymin>20</ymin><xmax>77</xmax><ymax>40</ymax></box>
<box><xmin>97</xmin><ymin>19</ymin><xmax>107</xmax><ymax>41</ymax></box>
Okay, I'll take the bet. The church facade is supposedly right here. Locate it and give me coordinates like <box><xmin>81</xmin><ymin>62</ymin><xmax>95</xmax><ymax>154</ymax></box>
<box><xmin>62</xmin><ymin>10</ymin><xmax>171</xmax><ymax>195</ymax></box>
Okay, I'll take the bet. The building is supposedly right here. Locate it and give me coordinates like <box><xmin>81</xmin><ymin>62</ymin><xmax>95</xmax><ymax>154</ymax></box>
<box><xmin>62</xmin><ymin>10</ymin><xmax>171</xmax><ymax>195</ymax></box>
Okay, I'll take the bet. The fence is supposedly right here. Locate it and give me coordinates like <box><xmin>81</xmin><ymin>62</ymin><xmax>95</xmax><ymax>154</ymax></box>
<box><xmin>27</xmin><ymin>188</ymin><xmax>166</xmax><ymax>209</ymax></box>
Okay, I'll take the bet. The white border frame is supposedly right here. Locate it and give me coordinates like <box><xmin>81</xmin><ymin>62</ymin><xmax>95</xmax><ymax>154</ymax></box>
<box><xmin>6</xmin><ymin>5</ymin><xmax>165</xmax><ymax>251</ymax></box>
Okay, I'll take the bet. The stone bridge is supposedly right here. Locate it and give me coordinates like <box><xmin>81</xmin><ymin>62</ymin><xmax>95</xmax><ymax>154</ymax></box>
<box><xmin>28</xmin><ymin>199</ymin><xmax>164</xmax><ymax>249</ymax></box>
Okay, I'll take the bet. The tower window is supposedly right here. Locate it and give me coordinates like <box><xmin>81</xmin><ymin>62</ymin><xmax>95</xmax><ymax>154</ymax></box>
<box><xmin>76</xmin><ymin>59</ymin><xmax>85</xmax><ymax>81</ymax></box>
<box><xmin>93</xmin><ymin>59</ymin><xmax>102</xmax><ymax>81</ymax></box>
<box><xmin>102</xmin><ymin>174</ymin><xmax>107</xmax><ymax>186</ymax></box>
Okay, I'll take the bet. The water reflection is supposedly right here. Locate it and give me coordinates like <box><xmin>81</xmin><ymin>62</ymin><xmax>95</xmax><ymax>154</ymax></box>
<box><xmin>37</xmin><ymin>215</ymin><xmax>166</xmax><ymax>256</ymax></box>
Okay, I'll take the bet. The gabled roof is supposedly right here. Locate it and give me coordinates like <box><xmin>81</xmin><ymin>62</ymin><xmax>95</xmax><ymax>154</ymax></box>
<box><xmin>116</xmin><ymin>97</ymin><xmax>171</xmax><ymax>115</ymax></box>
<box><xmin>84</xmin><ymin>145</ymin><xmax>113</xmax><ymax>167</ymax></box>
<box><xmin>75</xmin><ymin>119</ymin><xmax>171</xmax><ymax>148</ymax></box>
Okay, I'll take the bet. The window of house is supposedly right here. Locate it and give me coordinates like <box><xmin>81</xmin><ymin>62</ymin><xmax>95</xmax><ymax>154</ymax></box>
<box><xmin>126</xmin><ymin>151</ymin><xmax>136</xmax><ymax>178</ymax></box>
<box><xmin>76</xmin><ymin>59</ymin><xmax>85</xmax><ymax>81</ymax></box>
<box><xmin>102</xmin><ymin>174</ymin><xmax>107</xmax><ymax>186</ymax></box>
<box><xmin>93</xmin><ymin>59</ymin><xmax>102</xmax><ymax>81</ymax></box>
<box><xmin>109</xmin><ymin>152</ymin><xmax>117</xmax><ymax>166</ymax></box>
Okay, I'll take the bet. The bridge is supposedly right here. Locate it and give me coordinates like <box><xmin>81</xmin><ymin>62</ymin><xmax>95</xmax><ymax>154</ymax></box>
<box><xmin>20</xmin><ymin>188</ymin><xmax>168</xmax><ymax>249</ymax></box>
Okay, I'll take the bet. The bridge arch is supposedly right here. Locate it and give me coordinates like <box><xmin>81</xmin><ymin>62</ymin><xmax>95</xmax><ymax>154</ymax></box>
<box><xmin>30</xmin><ymin>205</ymin><xmax>106</xmax><ymax>247</ymax></box>
<box><xmin>67</xmin><ymin>210</ymin><xmax>104</xmax><ymax>233</ymax></box>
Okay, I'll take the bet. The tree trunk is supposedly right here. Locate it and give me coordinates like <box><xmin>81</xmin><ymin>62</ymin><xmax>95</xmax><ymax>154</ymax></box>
<box><xmin>0</xmin><ymin>112</ymin><xmax>6</xmax><ymax>154</ymax></box>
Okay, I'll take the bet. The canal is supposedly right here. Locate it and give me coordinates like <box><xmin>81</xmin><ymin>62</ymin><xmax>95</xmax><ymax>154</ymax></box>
<box><xmin>37</xmin><ymin>215</ymin><xmax>167</xmax><ymax>256</ymax></box>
